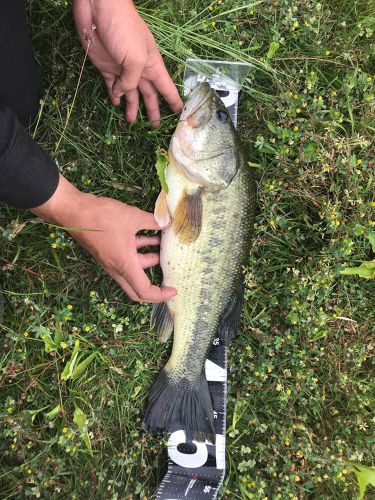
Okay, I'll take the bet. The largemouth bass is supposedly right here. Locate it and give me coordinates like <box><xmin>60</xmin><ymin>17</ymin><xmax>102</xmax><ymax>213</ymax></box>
<box><xmin>143</xmin><ymin>83</ymin><xmax>256</xmax><ymax>443</ymax></box>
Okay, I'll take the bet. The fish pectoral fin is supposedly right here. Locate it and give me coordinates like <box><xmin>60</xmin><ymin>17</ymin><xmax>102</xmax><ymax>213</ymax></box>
<box><xmin>218</xmin><ymin>287</ymin><xmax>244</xmax><ymax>343</ymax></box>
<box><xmin>154</xmin><ymin>190</ymin><xmax>171</xmax><ymax>227</ymax></box>
<box><xmin>150</xmin><ymin>301</ymin><xmax>174</xmax><ymax>342</ymax></box>
<box><xmin>173</xmin><ymin>187</ymin><xmax>203</xmax><ymax>244</ymax></box>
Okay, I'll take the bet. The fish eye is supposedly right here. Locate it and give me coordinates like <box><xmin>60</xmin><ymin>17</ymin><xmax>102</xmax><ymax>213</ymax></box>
<box><xmin>216</xmin><ymin>109</ymin><xmax>229</xmax><ymax>123</ymax></box>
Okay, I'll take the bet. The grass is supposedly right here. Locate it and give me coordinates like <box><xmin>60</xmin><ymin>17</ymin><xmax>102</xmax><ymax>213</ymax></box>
<box><xmin>1</xmin><ymin>0</ymin><xmax>374</xmax><ymax>498</ymax></box>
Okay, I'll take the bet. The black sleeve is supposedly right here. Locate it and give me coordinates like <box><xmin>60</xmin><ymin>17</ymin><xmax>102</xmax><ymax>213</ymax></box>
<box><xmin>0</xmin><ymin>104</ymin><xmax>59</xmax><ymax>209</ymax></box>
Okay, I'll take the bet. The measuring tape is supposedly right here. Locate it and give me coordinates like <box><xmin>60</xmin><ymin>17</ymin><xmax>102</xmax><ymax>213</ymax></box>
<box><xmin>156</xmin><ymin>59</ymin><xmax>250</xmax><ymax>500</ymax></box>
<box><xmin>157</xmin><ymin>339</ymin><xmax>227</xmax><ymax>499</ymax></box>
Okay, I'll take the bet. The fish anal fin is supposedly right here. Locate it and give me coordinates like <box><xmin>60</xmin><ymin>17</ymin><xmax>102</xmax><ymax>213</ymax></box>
<box><xmin>154</xmin><ymin>190</ymin><xmax>171</xmax><ymax>227</ymax></box>
<box><xmin>150</xmin><ymin>301</ymin><xmax>174</xmax><ymax>342</ymax></box>
<box><xmin>218</xmin><ymin>288</ymin><xmax>244</xmax><ymax>344</ymax></box>
<box><xmin>173</xmin><ymin>188</ymin><xmax>203</xmax><ymax>244</ymax></box>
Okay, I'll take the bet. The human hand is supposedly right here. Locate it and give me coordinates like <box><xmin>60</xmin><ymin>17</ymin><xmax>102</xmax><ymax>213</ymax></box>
<box><xmin>72</xmin><ymin>0</ymin><xmax>183</xmax><ymax>128</ymax></box>
<box><xmin>32</xmin><ymin>175</ymin><xmax>176</xmax><ymax>303</ymax></box>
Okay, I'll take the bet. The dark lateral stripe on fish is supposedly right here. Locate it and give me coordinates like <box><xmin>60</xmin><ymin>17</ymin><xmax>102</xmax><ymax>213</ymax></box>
<box><xmin>143</xmin><ymin>369</ymin><xmax>216</xmax><ymax>444</ymax></box>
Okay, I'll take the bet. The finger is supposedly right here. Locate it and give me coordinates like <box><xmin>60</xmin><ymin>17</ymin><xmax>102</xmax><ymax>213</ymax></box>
<box><xmin>126</xmin><ymin>258</ymin><xmax>176</xmax><ymax>303</ymax></box>
<box><xmin>111</xmin><ymin>272</ymin><xmax>141</xmax><ymax>302</ymax></box>
<box><xmin>135</xmin><ymin>210</ymin><xmax>167</xmax><ymax>232</ymax></box>
<box><xmin>150</xmin><ymin>53</ymin><xmax>183</xmax><ymax>113</ymax></box>
<box><xmin>124</xmin><ymin>89</ymin><xmax>140</xmax><ymax>123</ymax></box>
<box><xmin>138</xmin><ymin>252</ymin><xmax>160</xmax><ymax>269</ymax></box>
<box><xmin>138</xmin><ymin>78</ymin><xmax>160</xmax><ymax>128</ymax></box>
<box><xmin>102</xmin><ymin>73</ymin><xmax>120</xmax><ymax>106</ymax></box>
<box><xmin>136</xmin><ymin>235</ymin><xmax>160</xmax><ymax>249</ymax></box>
<box><xmin>112</xmin><ymin>56</ymin><xmax>144</xmax><ymax>99</ymax></box>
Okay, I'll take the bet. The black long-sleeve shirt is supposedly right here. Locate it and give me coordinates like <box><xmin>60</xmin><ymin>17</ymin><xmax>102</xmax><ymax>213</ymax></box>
<box><xmin>0</xmin><ymin>105</ymin><xmax>59</xmax><ymax>208</ymax></box>
<box><xmin>0</xmin><ymin>0</ymin><xmax>59</xmax><ymax>209</ymax></box>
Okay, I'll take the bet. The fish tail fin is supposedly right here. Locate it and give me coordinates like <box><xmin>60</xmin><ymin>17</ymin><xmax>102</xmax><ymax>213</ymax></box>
<box><xmin>143</xmin><ymin>369</ymin><xmax>215</xmax><ymax>443</ymax></box>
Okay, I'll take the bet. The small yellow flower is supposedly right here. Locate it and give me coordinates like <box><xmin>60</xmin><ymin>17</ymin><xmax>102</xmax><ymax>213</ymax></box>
<box><xmin>60</xmin><ymin>342</ymin><xmax>68</xmax><ymax>349</ymax></box>
<box><xmin>27</xmin><ymin>469</ymin><xmax>32</xmax><ymax>475</ymax></box>
<box><xmin>318</xmin><ymin>95</ymin><xmax>323</xmax><ymax>101</ymax></box>
<box><xmin>338</xmin><ymin>117</ymin><xmax>343</xmax><ymax>123</ymax></box>
<box><xmin>89</xmin><ymin>290</ymin><xmax>95</xmax><ymax>297</ymax></box>
<box><xmin>293</xmin><ymin>126</ymin><xmax>299</xmax><ymax>131</ymax></box>
<box><xmin>211</xmin><ymin>21</ymin><xmax>216</xmax><ymax>27</ymax></box>
<box><xmin>84</xmin><ymin>325</ymin><xmax>91</xmax><ymax>332</ymax></box>
<box><xmin>67</xmin><ymin>304</ymin><xmax>73</xmax><ymax>310</ymax></box>
<box><xmin>49</xmin><ymin>233</ymin><xmax>55</xmax><ymax>238</ymax></box>
<box><xmin>293</xmin><ymin>94</ymin><xmax>298</xmax><ymax>99</ymax></box>
<box><xmin>357</xmin><ymin>159</ymin><xmax>363</xmax><ymax>164</ymax></box>
<box><xmin>62</xmin><ymin>427</ymin><xmax>68</xmax><ymax>433</ymax></box>
<box><xmin>23</xmin><ymin>331</ymin><xmax>29</xmax><ymax>337</ymax></box>
<box><xmin>370</xmin><ymin>202</ymin><xmax>375</xmax><ymax>207</ymax></box>
<box><xmin>367</xmin><ymin>76</ymin><xmax>373</xmax><ymax>82</ymax></box>
<box><xmin>296</xmin><ymin>108</ymin><xmax>301</xmax><ymax>113</ymax></box>
<box><xmin>43</xmin><ymin>482</ymin><xmax>49</xmax><ymax>487</ymax></box>
<box><xmin>7</xmin><ymin>407</ymin><xmax>13</xmax><ymax>414</ymax></box>
<box><xmin>286</xmin><ymin>389</ymin><xmax>292</xmax><ymax>395</ymax></box>
<box><xmin>255</xmin><ymin>371</ymin><xmax>260</xmax><ymax>377</ymax></box>
<box><xmin>51</xmin><ymin>243</ymin><xmax>57</xmax><ymax>249</ymax></box>
<box><xmin>325</xmin><ymin>50</ymin><xmax>331</xmax><ymax>56</ymax></box>
<box><xmin>331</xmin><ymin>91</ymin><xmax>337</xmax><ymax>97</ymax></box>
<box><xmin>336</xmin><ymin>472</ymin><xmax>342</xmax><ymax>478</ymax></box>
<box><xmin>10</xmin><ymin>443</ymin><xmax>16</xmax><ymax>449</ymax></box>
<box><xmin>310</xmin><ymin>71</ymin><xmax>315</xmax><ymax>76</ymax></box>
<box><xmin>72</xmin><ymin>446</ymin><xmax>77</xmax><ymax>454</ymax></box>
<box><xmin>294</xmin><ymin>475</ymin><xmax>301</xmax><ymax>482</ymax></box>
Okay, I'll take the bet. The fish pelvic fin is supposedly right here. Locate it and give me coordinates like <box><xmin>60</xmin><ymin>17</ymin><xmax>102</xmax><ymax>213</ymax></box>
<box><xmin>219</xmin><ymin>287</ymin><xmax>244</xmax><ymax>344</ymax></box>
<box><xmin>154</xmin><ymin>190</ymin><xmax>171</xmax><ymax>227</ymax></box>
<box><xmin>173</xmin><ymin>187</ymin><xmax>203</xmax><ymax>244</ymax></box>
<box><xmin>150</xmin><ymin>302</ymin><xmax>174</xmax><ymax>342</ymax></box>
<box><xmin>143</xmin><ymin>370</ymin><xmax>215</xmax><ymax>444</ymax></box>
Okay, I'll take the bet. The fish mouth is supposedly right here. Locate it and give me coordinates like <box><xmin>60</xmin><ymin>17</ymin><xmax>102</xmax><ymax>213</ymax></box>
<box><xmin>179</xmin><ymin>82</ymin><xmax>212</xmax><ymax>121</ymax></box>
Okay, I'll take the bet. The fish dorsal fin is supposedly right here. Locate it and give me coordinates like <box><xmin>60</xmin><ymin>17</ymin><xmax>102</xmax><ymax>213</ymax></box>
<box><xmin>218</xmin><ymin>288</ymin><xmax>244</xmax><ymax>343</ymax></box>
<box><xmin>150</xmin><ymin>302</ymin><xmax>174</xmax><ymax>342</ymax></box>
<box><xmin>154</xmin><ymin>190</ymin><xmax>171</xmax><ymax>227</ymax></box>
<box><xmin>173</xmin><ymin>187</ymin><xmax>203</xmax><ymax>244</ymax></box>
